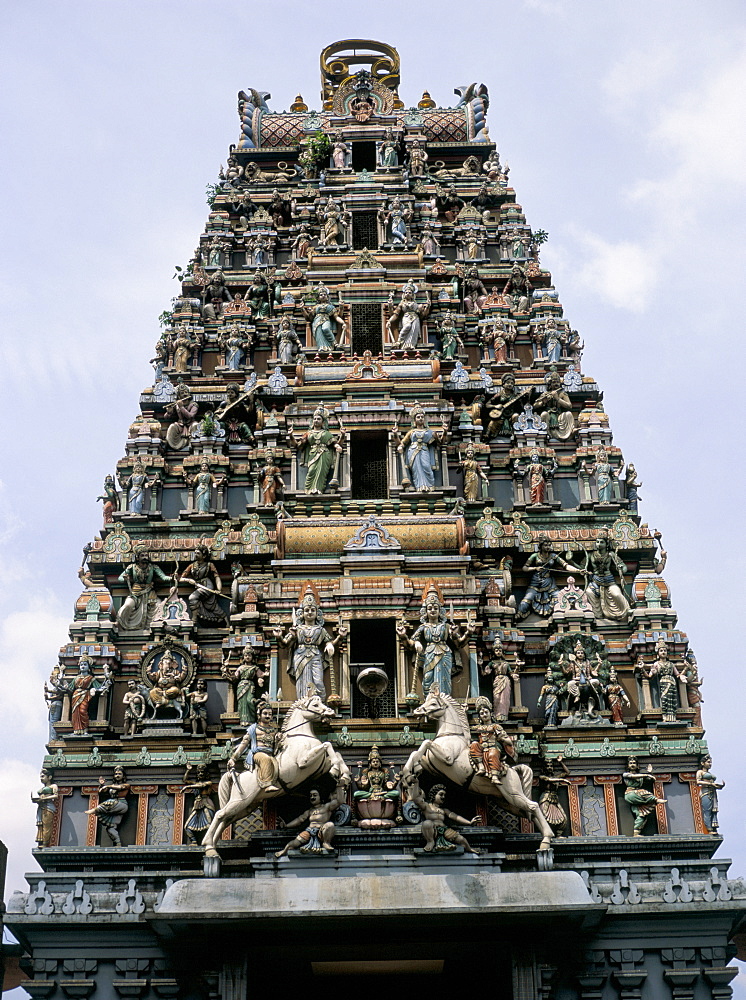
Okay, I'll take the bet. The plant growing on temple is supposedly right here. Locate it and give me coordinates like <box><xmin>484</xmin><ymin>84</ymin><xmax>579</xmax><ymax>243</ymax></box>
<box><xmin>205</xmin><ymin>182</ymin><xmax>219</xmax><ymax>207</ymax></box>
<box><xmin>158</xmin><ymin>310</ymin><xmax>173</xmax><ymax>329</ymax></box>
<box><xmin>298</xmin><ymin>130</ymin><xmax>331</xmax><ymax>178</ymax></box>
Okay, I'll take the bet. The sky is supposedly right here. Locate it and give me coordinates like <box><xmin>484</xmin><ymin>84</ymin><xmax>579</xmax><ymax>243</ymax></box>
<box><xmin>1</xmin><ymin>0</ymin><xmax>745</xmax><ymax>989</ymax></box>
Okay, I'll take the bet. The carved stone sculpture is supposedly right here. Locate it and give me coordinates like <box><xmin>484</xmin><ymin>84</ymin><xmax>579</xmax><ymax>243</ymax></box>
<box><xmin>396</xmin><ymin>585</ymin><xmax>473</xmax><ymax>697</ymax></box>
<box><xmin>387</xmin><ymin>280</ymin><xmax>431</xmax><ymax>349</ymax></box>
<box><xmin>394</xmin><ymin>404</ymin><xmax>448</xmax><ymax>492</ymax></box>
<box><xmin>117</xmin><ymin>548</ymin><xmax>173</xmax><ymax>632</ymax></box>
<box><xmin>696</xmin><ymin>755</ymin><xmax>724</xmax><ymax>834</ymax></box>
<box><xmin>222</xmin><ymin>644</ymin><xmax>268</xmax><ymax>726</ymax></box>
<box><xmin>405</xmin><ymin>777</ymin><xmax>481</xmax><ymax>854</ymax></box>
<box><xmin>273</xmin><ymin>590</ymin><xmax>346</xmax><ymax>700</ymax></box>
<box><xmin>179</xmin><ymin>545</ymin><xmax>228</xmax><ymax>625</ymax></box>
<box><xmin>623</xmin><ymin>758</ymin><xmax>665</xmax><ymax>837</ymax></box>
<box><xmin>517</xmin><ymin>535</ymin><xmax>575</xmax><ymax>618</ymax></box>
<box><xmin>182</xmin><ymin>765</ymin><xmax>216</xmax><ymax>845</ymax></box>
<box><xmin>122</xmin><ymin>680</ymin><xmax>146</xmax><ymax>737</ymax></box>
<box><xmin>32</xmin><ymin>769</ymin><xmax>59</xmax><ymax>848</ymax></box>
<box><xmin>481</xmin><ymin>641</ymin><xmax>521</xmax><ymax>720</ymax></box>
<box><xmin>353</xmin><ymin>746</ymin><xmax>400</xmax><ymax>829</ymax></box>
<box><xmin>85</xmin><ymin>767</ymin><xmax>131</xmax><ymax>846</ymax></box>
<box><xmin>275</xmin><ymin>784</ymin><xmax>346</xmax><ymax>857</ymax></box>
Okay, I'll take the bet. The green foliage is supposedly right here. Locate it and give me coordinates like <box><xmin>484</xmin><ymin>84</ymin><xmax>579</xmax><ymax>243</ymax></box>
<box><xmin>158</xmin><ymin>310</ymin><xmax>173</xmax><ymax>329</ymax></box>
<box><xmin>298</xmin><ymin>130</ymin><xmax>332</xmax><ymax>176</ymax></box>
<box><xmin>531</xmin><ymin>229</ymin><xmax>549</xmax><ymax>245</ymax></box>
<box><xmin>205</xmin><ymin>182</ymin><xmax>219</xmax><ymax>207</ymax></box>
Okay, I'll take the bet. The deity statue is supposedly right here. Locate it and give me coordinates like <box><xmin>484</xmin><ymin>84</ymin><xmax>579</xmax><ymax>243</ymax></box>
<box><xmin>481</xmin><ymin>641</ymin><xmax>522</xmax><ymax>720</ymax></box>
<box><xmin>521</xmin><ymin>451</ymin><xmax>555</xmax><ymax>506</ymax></box>
<box><xmin>645</xmin><ymin>639</ymin><xmax>685</xmax><ymax>723</ymax></box>
<box><xmin>275</xmin><ymin>785</ymin><xmax>347</xmax><ymax>858</ymax></box>
<box><xmin>269</xmin><ymin>188</ymin><xmax>289</xmax><ymax>229</ymax></box>
<box><xmin>275</xmin><ymin>317</ymin><xmax>302</xmax><ymax>363</ymax></box>
<box><xmin>459</xmin><ymin>444</ymin><xmax>488</xmax><ymax>502</ymax></box>
<box><xmin>122</xmin><ymin>679</ymin><xmax>146</xmax><ymax>737</ymax></box>
<box><xmin>186</xmin><ymin>678</ymin><xmax>209</xmax><ymax>736</ymax></box>
<box><xmin>503</xmin><ymin>263</ymin><xmax>531</xmax><ymax>313</ymax></box>
<box><xmin>536</xmin><ymin>318</ymin><xmax>564</xmax><ymax>364</ymax></box>
<box><xmin>417</xmin><ymin>222</ymin><xmax>440</xmax><ymax>257</ymax></box>
<box><xmin>291</xmin><ymin>224</ymin><xmax>313</xmax><ymax>259</ymax></box>
<box><xmin>407</xmin><ymin>140</ymin><xmax>428</xmax><ymax>176</ymax></box>
<box><xmin>85</xmin><ymin>767</ymin><xmax>131</xmax><ymax>847</ymax></box>
<box><xmin>378</xmin><ymin>129</ymin><xmax>399</xmax><ymax>169</ymax></box>
<box><xmin>220</xmin><ymin>323</ymin><xmax>251</xmax><ymax>369</ymax></box>
<box><xmin>536</xmin><ymin>757</ymin><xmax>571</xmax><ymax>836</ymax></box>
<box><xmin>682</xmin><ymin>650</ymin><xmax>703</xmax><ymax>728</ymax></box>
<box><xmin>164</xmin><ymin>382</ymin><xmax>199</xmax><ymax>450</ymax></box>
<box><xmin>517</xmin><ymin>535</ymin><xmax>576</xmax><ymax>618</ymax></box>
<box><xmin>394</xmin><ymin>405</ymin><xmax>448</xmax><ymax>492</ymax></box>
<box><xmin>232</xmin><ymin>190</ymin><xmax>255</xmax><ymax>228</ymax></box>
<box><xmin>482</xmin><ymin>149</ymin><xmax>502</xmax><ymax>181</ymax></box>
<box><xmin>438</xmin><ymin>311</ymin><xmax>465</xmax><ymax>359</ymax></box>
<box><xmin>537</xmin><ymin>668</ymin><xmax>561</xmax><ymax>728</ymax></box>
<box><xmin>380</xmin><ymin>195</ymin><xmax>411</xmax><ymax>245</ymax></box>
<box><xmin>534</xmin><ymin>369</ymin><xmax>575</xmax><ymax>441</ymax></box>
<box><xmin>353</xmin><ymin>746</ymin><xmax>400</xmax><ymax>828</ymax></box>
<box><xmin>201</xmin><ymin>270</ymin><xmax>232</xmax><ymax>321</ymax></box>
<box><xmin>396</xmin><ymin>586</ymin><xmax>474</xmax><ymax>697</ymax></box>
<box><xmin>259</xmin><ymin>449</ymin><xmax>285</xmax><ymax>506</ymax></box>
<box><xmin>481</xmin><ymin>319</ymin><xmax>514</xmax><ymax>364</ymax></box>
<box><xmin>319</xmin><ymin>196</ymin><xmax>349</xmax><ymax>247</ymax></box>
<box><xmin>289</xmin><ymin>407</ymin><xmax>344</xmax><ymax>495</ymax></box>
<box><xmin>624</xmin><ymin>464</ymin><xmax>642</xmax><ymax>513</ymax></box>
<box><xmin>182</xmin><ymin>765</ymin><xmax>216</xmax><ymax>845</ymax></box>
<box><xmin>187</xmin><ymin>461</ymin><xmax>226</xmax><ymax>514</ymax></box>
<box><xmin>579</xmin><ymin>532</ymin><xmax>631</xmax><ymax>622</ymax></box>
<box><xmin>96</xmin><ymin>475</ymin><xmax>118</xmax><ymax>524</ymax></box>
<box><xmin>233</xmin><ymin>701</ymin><xmax>279</xmax><ymax>788</ymax></box>
<box><xmin>122</xmin><ymin>460</ymin><xmax>156</xmax><ymax>515</ymax></box>
<box><xmin>623</xmin><ymin>758</ymin><xmax>665</xmax><ymax>837</ymax></box>
<box><xmin>222</xmin><ymin>644</ymin><xmax>268</xmax><ymax>726</ymax></box>
<box><xmin>247</xmin><ymin>268</ymin><xmax>271</xmax><ymax>319</ymax></box>
<box><xmin>586</xmin><ymin>447</ymin><xmax>615</xmax><ymax>504</ymax></box>
<box><xmin>559</xmin><ymin>640</ymin><xmax>605</xmax><ymax>718</ymax></box>
<box><xmin>468</xmin><ymin>697</ymin><xmax>516</xmax><ymax>784</ymax></box>
<box><xmin>65</xmin><ymin>655</ymin><xmax>112</xmax><ymax>735</ymax></box>
<box><xmin>463</xmin><ymin>266</ymin><xmax>488</xmax><ymax>315</ymax></box>
<box><xmin>438</xmin><ymin>185</ymin><xmax>464</xmax><ymax>223</ymax></box>
<box><xmin>117</xmin><ymin>548</ymin><xmax>174</xmax><ymax>632</ymax></box>
<box><xmin>696</xmin><ymin>755</ymin><xmax>724</xmax><ymax>834</ymax></box>
<box><xmin>146</xmin><ymin>647</ymin><xmax>189</xmax><ymax>718</ymax></box>
<box><xmin>32</xmin><ymin>769</ymin><xmax>59</xmax><ymax>848</ymax></box>
<box><xmin>485</xmin><ymin>374</ymin><xmax>531</xmax><ymax>439</ymax></box>
<box><xmin>214</xmin><ymin>383</ymin><xmax>256</xmax><ymax>445</ymax></box>
<box><xmin>300</xmin><ymin>285</ymin><xmax>345</xmax><ymax>350</ymax></box>
<box><xmin>387</xmin><ymin>281</ymin><xmax>431</xmax><ymax>349</ymax></box>
<box><xmin>404</xmin><ymin>777</ymin><xmax>481</xmax><ymax>854</ymax></box>
<box><xmin>274</xmin><ymin>591</ymin><xmax>346</xmax><ymax>700</ymax></box>
<box><xmin>331</xmin><ymin>134</ymin><xmax>352</xmax><ymax>169</ymax></box>
<box><xmin>44</xmin><ymin>665</ymin><xmax>68</xmax><ymax>741</ymax></box>
<box><xmin>605</xmin><ymin>668</ymin><xmax>630</xmax><ymax>726</ymax></box>
<box><xmin>179</xmin><ymin>545</ymin><xmax>228</xmax><ymax>625</ymax></box>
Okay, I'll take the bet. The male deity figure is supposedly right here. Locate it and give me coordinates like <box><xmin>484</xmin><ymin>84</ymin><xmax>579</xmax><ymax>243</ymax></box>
<box><xmin>274</xmin><ymin>785</ymin><xmax>345</xmax><ymax>857</ymax></box>
<box><xmin>404</xmin><ymin>776</ymin><xmax>481</xmax><ymax>854</ymax></box>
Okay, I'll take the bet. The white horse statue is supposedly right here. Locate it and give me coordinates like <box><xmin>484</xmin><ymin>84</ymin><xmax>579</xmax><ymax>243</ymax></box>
<box><xmin>402</xmin><ymin>686</ymin><xmax>554</xmax><ymax>853</ymax></box>
<box><xmin>202</xmin><ymin>693</ymin><xmax>350</xmax><ymax>858</ymax></box>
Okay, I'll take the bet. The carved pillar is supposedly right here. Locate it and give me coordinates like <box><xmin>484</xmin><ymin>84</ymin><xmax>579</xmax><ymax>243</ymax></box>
<box><xmin>168</xmin><ymin>784</ymin><xmax>186</xmax><ymax>845</ymax></box>
<box><xmin>49</xmin><ymin>787</ymin><xmax>74</xmax><ymax>848</ymax></box>
<box><xmin>654</xmin><ymin>774</ymin><xmax>671</xmax><ymax>834</ymax></box>
<box><xmin>511</xmin><ymin>666</ymin><xmax>524</xmax><ymax>710</ymax></box>
<box><xmin>679</xmin><ymin>772</ymin><xmax>707</xmax><ymax>834</ymax></box>
<box><xmin>132</xmin><ymin>785</ymin><xmax>158</xmax><ymax>845</ymax></box>
<box><xmin>594</xmin><ymin>775</ymin><xmax>620</xmax><ymax>835</ymax></box>
<box><xmin>577</xmin><ymin>951</ymin><xmax>608</xmax><ymax>1000</ymax></box>
<box><xmin>82</xmin><ymin>786</ymin><xmax>99</xmax><ymax>846</ymax></box>
<box><xmin>567</xmin><ymin>776</ymin><xmax>586</xmax><ymax>836</ymax></box>
<box><xmin>513</xmin><ymin>470</ymin><xmax>527</xmax><ymax>506</ymax></box>
<box><xmin>701</xmin><ymin>950</ymin><xmax>738</xmax><ymax>1000</ymax></box>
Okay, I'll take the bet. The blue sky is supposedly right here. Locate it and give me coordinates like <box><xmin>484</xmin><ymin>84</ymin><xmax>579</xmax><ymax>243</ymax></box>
<box><xmin>1</xmin><ymin>0</ymin><xmax>744</xmax><ymax>987</ymax></box>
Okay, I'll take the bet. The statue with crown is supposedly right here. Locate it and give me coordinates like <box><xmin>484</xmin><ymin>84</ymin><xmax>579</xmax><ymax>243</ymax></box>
<box><xmin>288</xmin><ymin>405</ymin><xmax>345</xmax><ymax>494</ymax></box>
<box><xmin>300</xmin><ymin>283</ymin><xmax>346</xmax><ymax>351</ymax></box>
<box><xmin>273</xmin><ymin>583</ymin><xmax>348</xmax><ymax>700</ymax></box>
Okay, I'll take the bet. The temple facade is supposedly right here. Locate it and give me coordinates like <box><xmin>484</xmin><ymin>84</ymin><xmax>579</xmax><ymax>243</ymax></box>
<box><xmin>8</xmin><ymin>40</ymin><xmax>744</xmax><ymax>1000</ymax></box>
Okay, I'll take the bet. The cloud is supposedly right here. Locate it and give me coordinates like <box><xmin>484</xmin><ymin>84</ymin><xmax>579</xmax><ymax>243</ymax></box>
<box><xmin>0</xmin><ymin>757</ymin><xmax>41</xmax><ymax>896</ymax></box>
<box><xmin>568</xmin><ymin>230</ymin><xmax>660</xmax><ymax>312</ymax></box>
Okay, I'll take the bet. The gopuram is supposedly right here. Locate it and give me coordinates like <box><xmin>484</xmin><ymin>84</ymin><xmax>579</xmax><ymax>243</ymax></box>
<box><xmin>8</xmin><ymin>39</ymin><xmax>745</xmax><ymax>1000</ymax></box>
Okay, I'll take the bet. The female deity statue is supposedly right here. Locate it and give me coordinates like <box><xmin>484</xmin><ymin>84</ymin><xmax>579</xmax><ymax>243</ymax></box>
<box><xmin>646</xmin><ymin>639</ymin><xmax>685</xmax><ymax>723</ymax></box>
<box><xmin>586</xmin><ymin>447</ymin><xmax>615</xmax><ymax>504</ymax></box>
<box><xmin>605</xmin><ymin>668</ymin><xmax>630</xmax><ymax>726</ymax></box>
<box><xmin>274</xmin><ymin>591</ymin><xmax>346</xmax><ymax>700</ymax></box>
<box><xmin>580</xmin><ymin>532</ymin><xmax>630</xmax><ymax>622</ymax></box>
<box><xmin>696</xmin><ymin>755</ymin><xmax>724</xmax><ymax>834</ymax></box>
<box><xmin>517</xmin><ymin>536</ymin><xmax>576</xmax><ymax>618</ymax></box>
<box><xmin>289</xmin><ymin>407</ymin><xmax>344</xmax><ymax>495</ymax></box>
<box><xmin>538</xmin><ymin>318</ymin><xmax>564</xmax><ymax>364</ymax></box>
<box><xmin>247</xmin><ymin>269</ymin><xmax>271</xmax><ymax>319</ymax></box>
<box><xmin>66</xmin><ymin>656</ymin><xmax>112</xmax><ymax>735</ymax></box>
<box><xmin>396</xmin><ymin>587</ymin><xmax>474</xmax><ymax>697</ymax></box>
<box><xmin>386</xmin><ymin>281</ymin><xmax>431</xmax><ymax>350</ymax></box>
<box><xmin>381</xmin><ymin>195</ymin><xmax>411</xmax><ymax>246</ymax></box>
<box><xmin>524</xmin><ymin>451</ymin><xmax>552</xmax><ymax>506</ymax></box>
<box><xmin>353</xmin><ymin>746</ymin><xmax>400</xmax><ymax>827</ymax></box>
<box><xmin>179</xmin><ymin>545</ymin><xmax>228</xmax><ymax>625</ymax></box>
<box><xmin>407</xmin><ymin>140</ymin><xmax>428</xmax><ymax>176</ymax></box>
<box><xmin>182</xmin><ymin>765</ymin><xmax>216</xmax><ymax>845</ymax></box>
<box><xmin>123</xmin><ymin>460</ymin><xmax>155</xmax><ymax>515</ymax></box>
<box><xmin>537</xmin><ymin>668</ymin><xmax>561</xmax><ymax>727</ymax></box>
<box><xmin>378</xmin><ymin>129</ymin><xmax>399</xmax><ymax>168</ymax></box>
<box><xmin>331</xmin><ymin>135</ymin><xmax>351</xmax><ymax>169</ymax></box>
<box><xmin>172</xmin><ymin>327</ymin><xmax>195</xmax><ymax>373</ymax></box>
<box><xmin>623</xmin><ymin>758</ymin><xmax>665</xmax><ymax>837</ymax></box>
<box><xmin>85</xmin><ymin>767</ymin><xmax>131</xmax><ymax>847</ymax></box>
<box><xmin>463</xmin><ymin>266</ymin><xmax>488</xmax><ymax>315</ymax></box>
<box><xmin>534</xmin><ymin>369</ymin><xmax>575</xmax><ymax>441</ymax></box>
<box><xmin>259</xmin><ymin>449</ymin><xmax>285</xmax><ymax>506</ymax></box>
<box><xmin>417</xmin><ymin>222</ymin><xmax>440</xmax><ymax>257</ymax></box>
<box><xmin>164</xmin><ymin>383</ymin><xmax>198</xmax><ymax>451</ymax></box>
<box><xmin>222</xmin><ymin>644</ymin><xmax>267</xmax><ymax>726</ymax></box>
<box><xmin>188</xmin><ymin>461</ymin><xmax>225</xmax><ymax>514</ymax></box>
<box><xmin>394</xmin><ymin>405</ymin><xmax>448</xmax><ymax>492</ymax></box>
<box><xmin>301</xmin><ymin>285</ymin><xmax>345</xmax><ymax>350</ymax></box>
<box><xmin>481</xmin><ymin>641</ymin><xmax>521</xmax><ymax>720</ymax></box>
<box><xmin>320</xmin><ymin>196</ymin><xmax>349</xmax><ymax>247</ymax></box>
<box><xmin>502</xmin><ymin>264</ymin><xmax>531</xmax><ymax>314</ymax></box>
<box><xmin>624</xmin><ymin>464</ymin><xmax>642</xmax><ymax>513</ymax></box>
<box><xmin>222</xmin><ymin>325</ymin><xmax>249</xmax><ymax>370</ymax></box>
<box><xmin>459</xmin><ymin>444</ymin><xmax>488</xmax><ymax>501</ymax></box>
<box><xmin>481</xmin><ymin>319</ymin><xmax>513</xmax><ymax>364</ymax></box>
<box><xmin>97</xmin><ymin>475</ymin><xmax>118</xmax><ymax>524</ymax></box>
<box><xmin>439</xmin><ymin>311</ymin><xmax>465</xmax><ymax>359</ymax></box>
<box><xmin>682</xmin><ymin>650</ymin><xmax>703</xmax><ymax>727</ymax></box>
<box><xmin>468</xmin><ymin>697</ymin><xmax>515</xmax><ymax>784</ymax></box>
<box><xmin>32</xmin><ymin>769</ymin><xmax>59</xmax><ymax>848</ymax></box>
<box><xmin>275</xmin><ymin>317</ymin><xmax>302</xmax><ymax>363</ymax></box>
<box><xmin>291</xmin><ymin>224</ymin><xmax>313</xmax><ymax>259</ymax></box>
<box><xmin>537</xmin><ymin>757</ymin><xmax>571</xmax><ymax>836</ymax></box>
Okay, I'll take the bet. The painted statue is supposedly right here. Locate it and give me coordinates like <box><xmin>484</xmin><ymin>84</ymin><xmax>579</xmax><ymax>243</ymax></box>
<box><xmin>85</xmin><ymin>767</ymin><xmax>131</xmax><ymax>847</ymax></box>
<box><xmin>275</xmin><ymin>784</ymin><xmax>347</xmax><ymax>858</ymax></box>
<box><xmin>646</xmin><ymin>639</ymin><xmax>684</xmax><ymax>723</ymax></box>
<box><xmin>353</xmin><ymin>746</ymin><xmax>400</xmax><ymax>828</ymax></box>
<box><xmin>117</xmin><ymin>548</ymin><xmax>174</xmax><ymax>631</ymax></box>
<box><xmin>289</xmin><ymin>406</ymin><xmax>344</xmax><ymax>494</ymax></box>
<box><xmin>580</xmin><ymin>532</ymin><xmax>631</xmax><ymax>622</ymax></box>
<box><xmin>146</xmin><ymin>647</ymin><xmax>189</xmax><ymax>718</ymax></box>
<box><xmin>387</xmin><ymin>281</ymin><xmax>431</xmax><ymax>349</ymax></box>
<box><xmin>276</xmin><ymin>317</ymin><xmax>302</xmax><ymax>363</ymax></box>
<box><xmin>439</xmin><ymin>311</ymin><xmax>465</xmax><ymax>359</ymax></box>
<box><xmin>517</xmin><ymin>535</ymin><xmax>576</xmax><ymax>618</ymax></box>
<box><xmin>537</xmin><ymin>757</ymin><xmax>571</xmax><ymax>836</ymax></box>
<box><xmin>182</xmin><ymin>765</ymin><xmax>216</xmax><ymax>845</ymax></box>
<box><xmin>468</xmin><ymin>697</ymin><xmax>516</xmax><ymax>784</ymax></box>
<box><xmin>485</xmin><ymin>374</ymin><xmax>531</xmax><ymax>439</ymax></box>
<box><xmin>696</xmin><ymin>755</ymin><xmax>724</xmax><ymax>834</ymax></box>
<box><xmin>179</xmin><ymin>545</ymin><xmax>228</xmax><ymax>625</ymax></box>
<box><xmin>122</xmin><ymin>679</ymin><xmax>146</xmax><ymax>737</ymax></box>
<box><xmin>481</xmin><ymin>641</ymin><xmax>521</xmax><ymax>720</ymax></box>
<box><xmin>32</xmin><ymin>769</ymin><xmax>59</xmax><ymax>848</ymax></box>
<box><xmin>459</xmin><ymin>444</ymin><xmax>488</xmax><ymax>501</ymax></box>
<box><xmin>537</xmin><ymin>668</ymin><xmax>561</xmax><ymax>728</ymax></box>
<box><xmin>394</xmin><ymin>405</ymin><xmax>448</xmax><ymax>492</ymax></box>
<box><xmin>222</xmin><ymin>644</ymin><xmax>268</xmax><ymax>726</ymax></box>
<box><xmin>66</xmin><ymin>656</ymin><xmax>112</xmax><ymax>735</ymax></box>
<box><xmin>97</xmin><ymin>475</ymin><xmax>118</xmax><ymax>524</ymax></box>
<box><xmin>186</xmin><ymin>678</ymin><xmax>209</xmax><ymax>736</ymax></box>
<box><xmin>301</xmin><ymin>285</ymin><xmax>345</xmax><ymax>349</ymax></box>
<box><xmin>534</xmin><ymin>369</ymin><xmax>575</xmax><ymax>441</ymax></box>
<box><xmin>396</xmin><ymin>586</ymin><xmax>474</xmax><ymax>697</ymax></box>
<box><xmin>623</xmin><ymin>757</ymin><xmax>665</xmax><ymax>837</ymax></box>
<box><xmin>274</xmin><ymin>591</ymin><xmax>346</xmax><ymax>700</ymax></box>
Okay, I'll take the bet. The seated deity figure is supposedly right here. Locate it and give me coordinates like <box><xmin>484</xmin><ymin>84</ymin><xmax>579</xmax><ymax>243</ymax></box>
<box><xmin>534</xmin><ymin>368</ymin><xmax>575</xmax><ymax>441</ymax></box>
<box><xmin>468</xmin><ymin>697</ymin><xmax>516</xmax><ymax>784</ymax></box>
<box><xmin>147</xmin><ymin>648</ymin><xmax>188</xmax><ymax>718</ymax></box>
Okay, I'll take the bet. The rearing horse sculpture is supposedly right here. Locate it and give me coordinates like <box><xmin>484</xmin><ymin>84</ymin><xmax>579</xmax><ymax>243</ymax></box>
<box><xmin>202</xmin><ymin>693</ymin><xmax>350</xmax><ymax>858</ymax></box>
<box><xmin>402</xmin><ymin>686</ymin><xmax>554</xmax><ymax>852</ymax></box>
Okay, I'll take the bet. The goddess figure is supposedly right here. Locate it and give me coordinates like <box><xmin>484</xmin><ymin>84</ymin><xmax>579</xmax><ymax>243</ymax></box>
<box><xmin>623</xmin><ymin>758</ymin><xmax>665</xmax><ymax>837</ymax></box>
<box><xmin>222</xmin><ymin>644</ymin><xmax>267</xmax><ymax>726</ymax></box>
<box><xmin>387</xmin><ymin>281</ymin><xmax>431</xmax><ymax>349</ymax></box>
<box><xmin>188</xmin><ymin>460</ymin><xmax>225</xmax><ymax>514</ymax></box>
<box><xmin>301</xmin><ymin>285</ymin><xmax>345</xmax><ymax>350</ymax></box>
<box><xmin>274</xmin><ymin>592</ymin><xmax>346</xmax><ymax>700</ymax></box>
<box><xmin>696</xmin><ymin>755</ymin><xmax>724</xmax><ymax>834</ymax></box>
<box><xmin>85</xmin><ymin>767</ymin><xmax>131</xmax><ymax>846</ymax></box>
<box><xmin>97</xmin><ymin>475</ymin><xmax>118</xmax><ymax>523</ymax></box>
<box><xmin>378</xmin><ymin>129</ymin><xmax>399</xmax><ymax>168</ymax></box>
<box><xmin>32</xmin><ymin>769</ymin><xmax>59</xmax><ymax>848</ymax></box>
<box><xmin>534</xmin><ymin>369</ymin><xmax>575</xmax><ymax>441</ymax></box>
<box><xmin>586</xmin><ymin>447</ymin><xmax>615</xmax><ymax>504</ymax></box>
<box><xmin>182</xmin><ymin>765</ymin><xmax>216</xmax><ymax>845</ymax></box>
<box><xmin>66</xmin><ymin>656</ymin><xmax>112</xmax><ymax>735</ymax></box>
<box><xmin>580</xmin><ymin>532</ymin><xmax>630</xmax><ymax>622</ymax></box>
<box><xmin>289</xmin><ymin>407</ymin><xmax>344</xmax><ymax>494</ymax></box>
<box><xmin>459</xmin><ymin>444</ymin><xmax>488</xmax><ymax>501</ymax></box>
<box><xmin>319</xmin><ymin>196</ymin><xmax>348</xmax><ymax>247</ymax></box>
<box><xmin>481</xmin><ymin>641</ymin><xmax>521</xmax><ymax>720</ymax></box>
<box><xmin>645</xmin><ymin>639</ymin><xmax>685</xmax><ymax>722</ymax></box>
<box><xmin>394</xmin><ymin>405</ymin><xmax>448</xmax><ymax>492</ymax></box>
<box><xmin>396</xmin><ymin>587</ymin><xmax>474</xmax><ymax>697</ymax></box>
<box><xmin>276</xmin><ymin>317</ymin><xmax>302</xmax><ymax>363</ymax></box>
<box><xmin>123</xmin><ymin>460</ymin><xmax>154</xmax><ymax>515</ymax></box>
